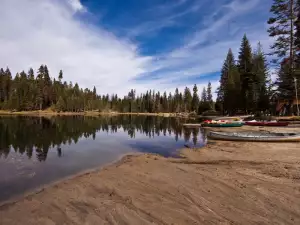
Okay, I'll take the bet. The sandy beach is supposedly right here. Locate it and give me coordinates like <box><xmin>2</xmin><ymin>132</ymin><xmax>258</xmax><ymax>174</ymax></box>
<box><xmin>1</xmin><ymin>126</ymin><xmax>300</xmax><ymax>224</ymax></box>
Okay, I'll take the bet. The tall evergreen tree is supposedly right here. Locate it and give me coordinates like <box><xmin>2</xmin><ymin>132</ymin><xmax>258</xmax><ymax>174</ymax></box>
<box><xmin>252</xmin><ymin>43</ymin><xmax>270</xmax><ymax>110</ymax></box>
<box><xmin>183</xmin><ymin>87</ymin><xmax>192</xmax><ymax>112</ymax></box>
<box><xmin>268</xmin><ymin>0</ymin><xmax>297</xmax><ymax>60</ymax></box>
<box><xmin>4</xmin><ymin>68</ymin><xmax>12</xmax><ymax>102</ymax></box>
<box><xmin>162</xmin><ymin>91</ymin><xmax>168</xmax><ymax>112</ymax></box>
<box><xmin>191</xmin><ymin>84</ymin><xmax>199</xmax><ymax>112</ymax></box>
<box><xmin>201</xmin><ymin>87</ymin><xmax>207</xmax><ymax>102</ymax></box>
<box><xmin>56</xmin><ymin>96</ymin><xmax>66</xmax><ymax>112</ymax></box>
<box><xmin>43</xmin><ymin>65</ymin><xmax>52</xmax><ymax>107</ymax></box>
<box><xmin>268</xmin><ymin>0</ymin><xmax>299</xmax><ymax>98</ymax></box>
<box><xmin>294</xmin><ymin>0</ymin><xmax>300</xmax><ymax>93</ymax></box>
<box><xmin>36</xmin><ymin>65</ymin><xmax>44</xmax><ymax>110</ymax></box>
<box><xmin>217</xmin><ymin>48</ymin><xmax>240</xmax><ymax>114</ymax></box>
<box><xmin>58</xmin><ymin>70</ymin><xmax>63</xmax><ymax>82</ymax></box>
<box><xmin>206</xmin><ymin>82</ymin><xmax>213</xmax><ymax>108</ymax></box>
<box><xmin>174</xmin><ymin>88</ymin><xmax>180</xmax><ymax>112</ymax></box>
<box><xmin>238</xmin><ymin>34</ymin><xmax>254</xmax><ymax>113</ymax></box>
<box><xmin>198</xmin><ymin>87</ymin><xmax>211</xmax><ymax>113</ymax></box>
<box><xmin>0</xmin><ymin>68</ymin><xmax>4</xmax><ymax>103</ymax></box>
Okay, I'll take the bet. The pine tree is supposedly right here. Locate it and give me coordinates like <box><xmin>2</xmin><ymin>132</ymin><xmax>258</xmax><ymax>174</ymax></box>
<box><xmin>36</xmin><ymin>65</ymin><xmax>44</xmax><ymax>110</ymax></box>
<box><xmin>217</xmin><ymin>49</ymin><xmax>233</xmax><ymax>105</ymax></box>
<box><xmin>277</xmin><ymin>59</ymin><xmax>295</xmax><ymax>98</ymax></box>
<box><xmin>58</xmin><ymin>70</ymin><xmax>63</xmax><ymax>82</ymax></box>
<box><xmin>183</xmin><ymin>87</ymin><xmax>192</xmax><ymax>112</ymax></box>
<box><xmin>10</xmin><ymin>73</ymin><xmax>21</xmax><ymax>110</ymax></box>
<box><xmin>201</xmin><ymin>87</ymin><xmax>207</xmax><ymax>102</ymax></box>
<box><xmin>28</xmin><ymin>68</ymin><xmax>34</xmax><ymax>80</ymax></box>
<box><xmin>268</xmin><ymin>0</ymin><xmax>297</xmax><ymax>61</ymax></box>
<box><xmin>128</xmin><ymin>89</ymin><xmax>135</xmax><ymax>113</ymax></box>
<box><xmin>43</xmin><ymin>65</ymin><xmax>52</xmax><ymax>107</ymax></box>
<box><xmin>217</xmin><ymin>48</ymin><xmax>240</xmax><ymax>114</ymax></box>
<box><xmin>4</xmin><ymin>68</ymin><xmax>12</xmax><ymax>102</ymax></box>
<box><xmin>56</xmin><ymin>96</ymin><xmax>66</xmax><ymax>112</ymax></box>
<box><xmin>191</xmin><ymin>84</ymin><xmax>199</xmax><ymax>112</ymax></box>
<box><xmin>252</xmin><ymin>42</ymin><xmax>270</xmax><ymax>111</ymax></box>
<box><xmin>238</xmin><ymin>34</ymin><xmax>254</xmax><ymax>113</ymax></box>
<box><xmin>19</xmin><ymin>70</ymin><xmax>30</xmax><ymax>110</ymax></box>
<box><xmin>168</xmin><ymin>92</ymin><xmax>173</xmax><ymax>112</ymax></box>
<box><xmin>206</xmin><ymin>82</ymin><xmax>213</xmax><ymax>109</ymax></box>
<box><xmin>179</xmin><ymin>92</ymin><xmax>184</xmax><ymax>112</ymax></box>
<box><xmin>174</xmin><ymin>88</ymin><xmax>180</xmax><ymax>112</ymax></box>
<box><xmin>294</xmin><ymin>0</ymin><xmax>300</xmax><ymax>93</ymax></box>
<box><xmin>93</xmin><ymin>86</ymin><xmax>97</xmax><ymax>99</ymax></box>
<box><xmin>162</xmin><ymin>91</ymin><xmax>168</xmax><ymax>112</ymax></box>
<box><xmin>27</xmin><ymin>68</ymin><xmax>36</xmax><ymax>110</ymax></box>
<box><xmin>0</xmin><ymin>68</ymin><xmax>4</xmax><ymax>103</ymax></box>
<box><xmin>268</xmin><ymin>0</ymin><xmax>299</xmax><ymax>98</ymax></box>
<box><xmin>198</xmin><ymin>87</ymin><xmax>211</xmax><ymax>113</ymax></box>
<box><xmin>155</xmin><ymin>92</ymin><xmax>161</xmax><ymax>112</ymax></box>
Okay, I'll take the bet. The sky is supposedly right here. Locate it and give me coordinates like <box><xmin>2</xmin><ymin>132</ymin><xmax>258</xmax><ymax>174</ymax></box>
<box><xmin>0</xmin><ymin>0</ymin><xmax>273</xmax><ymax>97</ymax></box>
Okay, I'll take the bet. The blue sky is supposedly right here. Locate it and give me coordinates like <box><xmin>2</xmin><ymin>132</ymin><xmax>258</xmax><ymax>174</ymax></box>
<box><xmin>0</xmin><ymin>0</ymin><xmax>273</xmax><ymax>97</ymax></box>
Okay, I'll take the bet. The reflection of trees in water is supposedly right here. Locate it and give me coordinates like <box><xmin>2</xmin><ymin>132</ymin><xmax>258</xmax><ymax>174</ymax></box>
<box><xmin>0</xmin><ymin>116</ymin><xmax>202</xmax><ymax>161</ymax></box>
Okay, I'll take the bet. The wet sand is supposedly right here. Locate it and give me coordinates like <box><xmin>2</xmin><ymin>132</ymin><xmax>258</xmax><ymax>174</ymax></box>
<box><xmin>1</xmin><ymin>127</ymin><xmax>300</xmax><ymax>224</ymax></box>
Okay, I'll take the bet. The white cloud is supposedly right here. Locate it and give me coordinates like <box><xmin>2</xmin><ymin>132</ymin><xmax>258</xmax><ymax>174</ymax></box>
<box><xmin>68</xmin><ymin>0</ymin><xmax>85</xmax><ymax>12</ymax></box>
<box><xmin>0</xmin><ymin>0</ymin><xmax>152</xmax><ymax>96</ymax></box>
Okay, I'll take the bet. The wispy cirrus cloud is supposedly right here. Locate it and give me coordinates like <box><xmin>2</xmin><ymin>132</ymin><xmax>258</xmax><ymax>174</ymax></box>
<box><xmin>133</xmin><ymin>0</ymin><xmax>273</xmax><ymax>94</ymax></box>
<box><xmin>125</xmin><ymin>0</ymin><xmax>202</xmax><ymax>38</ymax></box>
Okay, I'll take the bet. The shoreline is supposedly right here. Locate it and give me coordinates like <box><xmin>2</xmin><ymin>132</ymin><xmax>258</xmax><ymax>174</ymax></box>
<box><xmin>0</xmin><ymin>152</ymin><xmax>143</xmax><ymax>208</ymax></box>
<box><xmin>0</xmin><ymin>110</ymin><xmax>181</xmax><ymax>117</ymax></box>
<box><xmin>1</xmin><ymin>110</ymin><xmax>300</xmax><ymax>121</ymax></box>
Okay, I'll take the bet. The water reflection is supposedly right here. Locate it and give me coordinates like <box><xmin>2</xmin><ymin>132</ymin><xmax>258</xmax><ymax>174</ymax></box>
<box><xmin>0</xmin><ymin>115</ymin><xmax>206</xmax><ymax>203</ymax></box>
<box><xmin>0</xmin><ymin>116</ymin><xmax>204</xmax><ymax>161</ymax></box>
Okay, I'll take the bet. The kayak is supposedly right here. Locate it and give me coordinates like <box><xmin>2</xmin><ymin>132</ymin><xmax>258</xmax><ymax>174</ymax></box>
<box><xmin>207</xmin><ymin>131</ymin><xmax>300</xmax><ymax>142</ymax></box>
<box><xmin>245</xmin><ymin>121</ymin><xmax>289</xmax><ymax>126</ymax></box>
<box><xmin>202</xmin><ymin>123</ymin><xmax>244</xmax><ymax>127</ymax></box>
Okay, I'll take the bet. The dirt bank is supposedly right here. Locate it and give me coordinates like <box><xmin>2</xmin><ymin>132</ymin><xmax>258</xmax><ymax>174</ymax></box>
<box><xmin>1</xmin><ymin>128</ymin><xmax>300</xmax><ymax>224</ymax></box>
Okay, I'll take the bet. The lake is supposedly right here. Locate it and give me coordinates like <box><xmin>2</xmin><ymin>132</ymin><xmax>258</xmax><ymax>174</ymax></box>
<box><xmin>0</xmin><ymin>115</ymin><xmax>206</xmax><ymax>203</ymax></box>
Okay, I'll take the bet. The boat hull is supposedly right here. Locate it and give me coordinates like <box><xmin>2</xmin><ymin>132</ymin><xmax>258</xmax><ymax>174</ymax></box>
<box><xmin>202</xmin><ymin>123</ymin><xmax>244</xmax><ymax>128</ymax></box>
<box><xmin>207</xmin><ymin>131</ymin><xmax>300</xmax><ymax>142</ymax></box>
<box><xmin>245</xmin><ymin>122</ymin><xmax>288</xmax><ymax>127</ymax></box>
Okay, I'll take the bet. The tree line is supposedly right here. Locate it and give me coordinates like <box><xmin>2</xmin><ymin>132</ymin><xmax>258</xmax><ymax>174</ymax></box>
<box><xmin>0</xmin><ymin>65</ymin><xmax>214</xmax><ymax>114</ymax></box>
<box><xmin>217</xmin><ymin>0</ymin><xmax>300</xmax><ymax>115</ymax></box>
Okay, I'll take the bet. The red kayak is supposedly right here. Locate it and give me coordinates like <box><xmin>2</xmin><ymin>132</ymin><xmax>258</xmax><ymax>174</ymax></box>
<box><xmin>245</xmin><ymin>121</ymin><xmax>289</xmax><ymax>127</ymax></box>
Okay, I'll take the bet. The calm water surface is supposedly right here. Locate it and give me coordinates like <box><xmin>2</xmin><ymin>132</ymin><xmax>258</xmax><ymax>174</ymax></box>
<box><xmin>0</xmin><ymin>115</ymin><xmax>206</xmax><ymax>202</ymax></box>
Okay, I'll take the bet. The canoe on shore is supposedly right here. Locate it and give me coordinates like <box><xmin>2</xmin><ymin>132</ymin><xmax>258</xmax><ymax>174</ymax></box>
<box><xmin>202</xmin><ymin>123</ymin><xmax>244</xmax><ymax>128</ymax></box>
<box><xmin>207</xmin><ymin>131</ymin><xmax>300</xmax><ymax>142</ymax></box>
<box><xmin>182</xmin><ymin>123</ymin><xmax>202</xmax><ymax>127</ymax></box>
<box><xmin>245</xmin><ymin>121</ymin><xmax>289</xmax><ymax>127</ymax></box>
